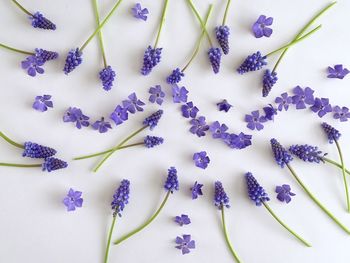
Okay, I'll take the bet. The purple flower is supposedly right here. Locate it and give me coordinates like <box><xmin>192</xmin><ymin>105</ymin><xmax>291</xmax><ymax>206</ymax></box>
<box><xmin>172</xmin><ymin>84</ymin><xmax>188</xmax><ymax>103</ymax></box>
<box><xmin>189</xmin><ymin>116</ymin><xmax>209</xmax><ymax>137</ymax></box>
<box><xmin>63</xmin><ymin>48</ymin><xmax>82</xmax><ymax>74</ymax></box>
<box><xmin>35</xmin><ymin>48</ymin><xmax>58</xmax><ymax>62</ymax></box>
<box><xmin>30</xmin><ymin>12</ymin><xmax>56</xmax><ymax>30</ymax></box>
<box><xmin>224</xmin><ymin>132</ymin><xmax>252</xmax><ymax>149</ymax></box>
<box><xmin>131</xmin><ymin>3</ymin><xmax>149</xmax><ymax>21</ymax></box>
<box><xmin>174</xmin><ymin>214</ymin><xmax>191</xmax><ymax>226</ymax></box>
<box><xmin>143</xmin><ymin>109</ymin><xmax>163</xmax><ymax>130</ymax></box>
<box><xmin>141</xmin><ymin>46</ymin><xmax>162</xmax><ymax>75</ymax></box>
<box><xmin>245</xmin><ymin>110</ymin><xmax>267</xmax><ymax>131</ymax></box>
<box><xmin>275</xmin><ymin>92</ymin><xmax>293</xmax><ymax>111</ymax></box>
<box><xmin>217</xmin><ymin>99</ymin><xmax>232</xmax><ymax>112</ymax></box>
<box><xmin>23</xmin><ymin>142</ymin><xmax>56</xmax><ymax>159</ymax></box>
<box><xmin>144</xmin><ymin>135</ymin><xmax>164</xmax><ymax>148</ymax></box>
<box><xmin>245</xmin><ymin>172</ymin><xmax>270</xmax><ymax>206</ymax></box>
<box><xmin>327</xmin><ymin>64</ymin><xmax>349</xmax><ymax>79</ymax></box>
<box><xmin>209</xmin><ymin>121</ymin><xmax>228</xmax><ymax>139</ymax></box>
<box><xmin>310</xmin><ymin>98</ymin><xmax>332</xmax><ymax>118</ymax></box>
<box><xmin>289</xmin><ymin>144</ymin><xmax>326</xmax><ymax>164</ymax></box>
<box><xmin>275</xmin><ymin>184</ymin><xmax>296</xmax><ymax>204</ymax></box>
<box><xmin>193</xmin><ymin>151</ymin><xmax>210</xmax><ymax>169</ymax></box>
<box><xmin>214</xmin><ymin>181</ymin><xmax>230</xmax><ymax>209</ymax></box>
<box><xmin>175</xmin><ymin>234</ymin><xmax>195</xmax><ymax>255</ymax></box>
<box><xmin>42</xmin><ymin>157</ymin><xmax>68</xmax><ymax>172</ymax></box>
<box><xmin>181</xmin><ymin>102</ymin><xmax>199</xmax><ymax>118</ymax></box>
<box><xmin>270</xmin><ymin>138</ymin><xmax>293</xmax><ymax>168</ymax></box>
<box><xmin>237</xmin><ymin>51</ymin><xmax>267</xmax><ymax>74</ymax></box>
<box><xmin>333</xmin><ymin>106</ymin><xmax>350</xmax><ymax>122</ymax></box>
<box><xmin>149</xmin><ymin>85</ymin><xmax>165</xmax><ymax>105</ymax></box>
<box><xmin>111</xmin><ymin>179</ymin><xmax>130</xmax><ymax>217</ymax></box>
<box><xmin>166</xmin><ymin>68</ymin><xmax>185</xmax><ymax>84</ymax></box>
<box><xmin>110</xmin><ymin>105</ymin><xmax>128</xmax><ymax>126</ymax></box>
<box><xmin>208</xmin><ymin>47</ymin><xmax>222</xmax><ymax>73</ymax></box>
<box><xmin>215</xmin><ymin>25</ymin><xmax>230</xmax><ymax>55</ymax></box>
<box><xmin>99</xmin><ymin>66</ymin><xmax>116</xmax><ymax>91</ymax></box>
<box><xmin>21</xmin><ymin>55</ymin><xmax>44</xmax><ymax>77</ymax></box>
<box><xmin>252</xmin><ymin>15</ymin><xmax>273</xmax><ymax>38</ymax></box>
<box><xmin>164</xmin><ymin>167</ymin><xmax>179</xmax><ymax>193</ymax></box>
<box><xmin>191</xmin><ymin>181</ymin><xmax>203</xmax><ymax>200</ymax></box>
<box><xmin>63</xmin><ymin>107</ymin><xmax>90</xmax><ymax>129</ymax></box>
<box><xmin>63</xmin><ymin>188</ymin><xmax>83</xmax><ymax>212</ymax></box>
<box><xmin>92</xmin><ymin>117</ymin><xmax>112</xmax><ymax>133</ymax></box>
<box><xmin>291</xmin><ymin>86</ymin><xmax>315</xmax><ymax>109</ymax></box>
<box><xmin>321</xmin><ymin>122</ymin><xmax>341</xmax><ymax>143</ymax></box>
<box><xmin>32</xmin><ymin>95</ymin><xmax>53</xmax><ymax>112</ymax></box>
<box><xmin>263</xmin><ymin>104</ymin><xmax>277</xmax><ymax>121</ymax></box>
<box><xmin>262</xmin><ymin>70</ymin><xmax>278</xmax><ymax>97</ymax></box>
<box><xmin>123</xmin><ymin>93</ymin><xmax>145</xmax><ymax>113</ymax></box>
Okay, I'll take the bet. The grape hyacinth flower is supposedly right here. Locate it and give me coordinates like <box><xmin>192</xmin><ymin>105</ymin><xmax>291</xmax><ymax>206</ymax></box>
<box><xmin>175</xmin><ymin>235</ymin><xmax>196</xmax><ymax>255</ymax></box>
<box><xmin>321</xmin><ymin>122</ymin><xmax>341</xmax><ymax>144</ymax></box>
<box><xmin>92</xmin><ymin>117</ymin><xmax>112</xmax><ymax>133</ymax></box>
<box><xmin>333</xmin><ymin>106</ymin><xmax>350</xmax><ymax>122</ymax></box>
<box><xmin>32</xmin><ymin>95</ymin><xmax>53</xmax><ymax>112</ymax></box>
<box><xmin>131</xmin><ymin>3</ymin><xmax>149</xmax><ymax>21</ymax></box>
<box><xmin>63</xmin><ymin>188</ymin><xmax>83</xmax><ymax>212</ymax></box>
<box><xmin>113</xmin><ymin>167</ymin><xmax>179</xmax><ymax>245</ymax></box>
<box><xmin>99</xmin><ymin>66</ymin><xmax>116</xmax><ymax>91</ymax></box>
<box><xmin>245</xmin><ymin>172</ymin><xmax>310</xmax><ymax>246</ymax></box>
<box><xmin>172</xmin><ymin>85</ymin><xmax>188</xmax><ymax>103</ymax></box>
<box><xmin>149</xmin><ymin>85</ymin><xmax>165</xmax><ymax>105</ymax></box>
<box><xmin>123</xmin><ymin>93</ymin><xmax>145</xmax><ymax>113</ymax></box>
<box><xmin>63</xmin><ymin>48</ymin><xmax>83</xmax><ymax>75</ymax></box>
<box><xmin>193</xmin><ymin>151</ymin><xmax>210</xmax><ymax>169</ymax></box>
<box><xmin>327</xmin><ymin>64</ymin><xmax>349</xmax><ymax>79</ymax></box>
<box><xmin>34</xmin><ymin>48</ymin><xmax>58</xmax><ymax>62</ymax></box>
<box><xmin>215</xmin><ymin>25</ymin><xmax>230</xmax><ymax>55</ymax></box>
<box><xmin>191</xmin><ymin>181</ymin><xmax>203</xmax><ymax>199</ymax></box>
<box><xmin>262</xmin><ymin>69</ymin><xmax>278</xmax><ymax>97</ymax></box>
<box><xmin>174</xmin><ymin>214</ymin><xmax>191</xmax><ymax>226</ymax></box>
<box><xmin>252</xmin><ymin>15</ymin><xmax>273</xmax><ymax>38</ymax></box>
<box><xmin>275</xmin><ymin>92</ymin><xmax>293</xmax><ymax>111</ymax></box>
<box><xmin>224</xmin><ymin>132</ymin><xmax>252</xmax><ymax>150</ymax></box>
<box><xmin>275</xmin><ymin>184</ymin><xmax>296</xmax><ymax>204</ymax></box>
<box><xmin>245</xmin><ymin>110</ymin><xmax>267</xmax><ymax>131</ymax></box>
<box><xmin>189</xmin><ymin>116</ymin><xmax>209</xmax><ymax>137</ymax></box>
<box><xmin>209</xmin><ymin>121</ymin><xmax>228</xmax><ymax>139</ymax></box>
<box><xmin>166</xmin><ymin>68</ymin><xmax>185</xmax><ymax>84</ymax></box>
<box><xmin>217</xmin><ymin>99</ymin><xmax>232</xmax><ymax>112</ymax></box>
<box><xmin>270</xmin><ymin>138</ymin><xmax>350</xmax><ymax>233</ymax></box>
<box><xmin>181</xmin><ymin>102</ymin><xmax>199</xmax><ymax>118</ymax></box>
<box><xmin>143</xmin><ymin>136</ymin><xmax>164</xmax><ymax>148</ymax></box>
<box><xmin>42</xmin><ymin>157</ymin><xmax>68</xmax><ymax>172</ymax></box>
<box><xmin>291</xmin><ymin>86</ymin><xmax>315</xmax><ymax>109</ymax></box>
<box><xmin>310</xmin><ymin>98</ymin><xmax>332</xmax><ymax>118</ymax></box>
<box><xmin>110</xmin><ymin>105</ymin><xmax>128</xmax><ymax>126</ymax></box>
<box><xmin>63</xmin><ymin>107</ymin><xmax>90</xmax><ymax>129</ymax></box>
<box><xmin>263</xmin><ymin>104</ymin><xmax>277</xmax><ymax>121</ymax></box>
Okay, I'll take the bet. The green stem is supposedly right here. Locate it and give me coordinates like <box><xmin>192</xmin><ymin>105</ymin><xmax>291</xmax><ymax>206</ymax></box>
<box><xmin>92</xmin><ymin>0</ymin><xmax>108</xmax><ymax>67</ymax></box>
<box><xmin>222</xmin><ymin>0</ymin><xmax>231</xmax><ymax>25</ymax></box>
<box><xmin>93</xmin><ymin>126</ymin><xmax>148</xmax><ymax>172</ymax></box>
<box><xmin>0</xmin><ymin>132</ymin><xmax>25</xmax><ymax>149</ymax></box>
<box><xmin>113</xmin><ymin>191</ymin><xmax>171</xmax><ymax>245</ymax></box>
<box><xmin>334</xmin><ymin>140</ymin><xmax>350</xmax><ymax>212</ymax></box>
<box><xmin>104</xmin><ymin>215</ymin><xmax>117</xmax><ymax>263</ymax></box>
<box><xmin>11</xmin><ymin>0</ymin><xmax>33</xmax><ymax>16</ymax></box>
<box><xmin>262</xmin><ymin>202</ymin><xmax>311</xmax><ymax>247</ymax></box>
<box><xmin>0</xmin><ymin>43</ymin><xmax>34</xmax><ymax>55</ymax></box>
<box><xmin>182</xmin><ymin>5</ymin><xmax>212</xmax><ymax>72</ymax></box>
<box><xmin>265</xmin><ymin>25</ymin><xmax>321</xmax><ymax>57</ymax></box>
<box><xmin>323</xmin><ymin>157</ymin><xmax>350</xmax><ymax>176</ymax></box>
<box><xmin>272</xmin><ymin>1</ymin><xmax>336</xmax><ymax>72</ymax></box>
<box><xmin>154</xmin><ymin>0</ymin><xmax>170</xmax><ymax>48</ymax></box>
<box><xmin>0</xmin><ymin>163</ymin><xmax>41</xmax><ymax>168</ymax></box>
<box><xmin>80</xmin><ymin>0</ymin><xmax>124</xmax><ymax>52</ymax></box>
<box><xmin>187</xmin><ymin>0</ymin><xmax>213</xmax><ymax>47</ymax></box>
<box><xmin>286</xmin><ymin>163</ymin><xmax>350</xmax><ymax>234</ymax></box>
<box><xmin>221</xmin><ymin>207</ymin><xmax>241</xmax><ymax>263</ymax></box>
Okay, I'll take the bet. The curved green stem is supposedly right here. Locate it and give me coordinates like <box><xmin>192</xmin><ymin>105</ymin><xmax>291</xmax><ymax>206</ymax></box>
<box><xmin>92</xmin><ymin>0</ymin><xmax>108</xmax><ymax>67</ymax></box>
<box><xmin>262</xmin><ymin>202</ymin><xmax>311</xmax><ymax>247</ymax></box>
<box><xmin>80</xmin><ymin>0</ymin><xmax>124</xmax><ymax>52</ymax></box>
<box><xmin>0</xmin><ymin>132</ymin><xmax>24</xmax><ymax>149</ymax></box>
<box><xmin>187</xmin><ymin>0</ymin><xmax>213</xmax><ymax>47</ymax></box>
<box><xmin>182</xmin><ymin>5</ymin><xmax>212</xmax><ymax>72</ymax></box>
<box><xmin>265</xmin><ymin>25</ymin><xmax>321</xmax><ymax>57</ymax></box>
<box><xmin>323</xmin><ymin>157</ymin><xmax>350</xmax><ymax>176</ymax></box>
<box><xmin>0</xmin><ymin>163</ymin><xmax>41</xmax><ymax>168</ymax></box>
<box><xmin>221</xmin><ymin>207</ymin><xmax>241</xmax><ymax>263</ymax></box>
<box><xmin>93</xmin><ymin>126</ymin><xmax>148</xmax><ymax>172</ymax></box>
<box><xmin>222</xmin><ymin>0</ymin><xmax>231</xmax><ymax>25</ymax></box>
<box><xmin>104</xmin><ymin>215</ymin><xmax>117</xmax><ymax>263</ymax></box>
<box><xmin>0</xmin><ymin>43</ymin><xmax>34</xmax><ymax>55</ymax></box>
<box><xmin>286</xmin><ymin>164</ymin><xmax>350</xmax><ymax>234</ymax></box>
<box><xmin>113</xmin><ymin>191</ymin><xmax>171</xmax><ymax>245</ymax></box>
<box><xmin>11</xmin><ymin>0</ymin><xmax>33</xmax><ymax>16</ymax></box>
<box><xmin>154</xmin><ymin>0</ymin><xmax>170</xmax><ymax>48</ymax></box>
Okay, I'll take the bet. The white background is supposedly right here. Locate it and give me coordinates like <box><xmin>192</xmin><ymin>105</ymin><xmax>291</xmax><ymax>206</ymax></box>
<box><xmin>0</xmin><ymin>0</ymin><xmax>350</xmax><ymax>262</ymax></box>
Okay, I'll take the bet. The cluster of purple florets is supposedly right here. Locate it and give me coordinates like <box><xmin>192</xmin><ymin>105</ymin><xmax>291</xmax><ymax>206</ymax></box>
<box><xmin>214</xmin><ymin>181</ymin><xmax>230</xmax><ymax>209</ymax></box>
<box><xmin>270</xmin><ymin>138</ymin><xmax>293</xmax><ymax>168</ymax></box>
<box><xmin>111</xmin><ymin>179</ymin><xmax>130</xmax><ymax>217</ymax></box>
<box><xmin>245</xmin><ymin>172</ymin><xmax>270</xmax><ymax>206</ymax></box>
<box><xmin>99</xmin><ymin>66</ymin><xmax>116</xmax><ymax>91</ymax></box>
<box><xmin>215</xmin><ymin>25</ymin><xmax>230</xmax><ymax>55</ymax></box>
<box><xmin>164</xmin><ymin>167</ymin><xmax>179</xmax><ymax>193</ymax></box>
<box><xmin>23</xmin><ymin>141</ymin><xmax>57</xmax><ymax>158</ymax></box>
<box><xmin>42</xmin><ymin>157</ymin><xmax>68</xmax><ymax>172</ymax></box>
<box><xmin>143</xmin><ymin>109</ymin><xmax>164</xmax><ymax>130</ymax></box>
<box><xmin>35</xmin><ymin>48</ymin><xmax>59</xmax><ymax>62</ymax></box>
<box><xmin>237</xmin><ymin>51</ymin><xmax>267</xmax><ymax>74</ymax></box>
<box><xmin>321</xmin><ymin>122</ymin><xmax>341</xmax><ymax>143</ymax></box>
<box><xmin>208</xmin><ymin>47</ymin><xmax>222</xmax><ymax>74</ymax></box>
<box><xmin>141</xmin><ymin>46</ymin><xmax>162</xmax><ymax>75</ymax></box>
<box><xmin>289</xmin><ymin>144</ymin><xmax>325</xmax><ymax>164</ymax></box>
<box><xmin>144</xmin><ymin>136</ymin><xmax>164</xmax><ymax>148</ymax></box>
<box><xmin>166</xmin><ymin>68</ymin><xmax>185</xmax><ymax>84</ymax></box>
<box><xmin>30</xmin><ymin>12</ymin><xmax>56</xmax><ymax>30</ymax></box>
<box><xmin>262</xmin><ymin>69</ymin><xmax>278</xmax><ymax>97</ymax></box>
<box><xmin>63</xmin><ymin>48</ymin><xmax>83</xmax><ymax>74</ymax></box>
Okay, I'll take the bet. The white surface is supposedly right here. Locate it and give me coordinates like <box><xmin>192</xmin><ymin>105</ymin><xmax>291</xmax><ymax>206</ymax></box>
<box><xmin>0</xmin><ymin>0</ymin><xmax>350</xmax><ymax>262</ymax></box>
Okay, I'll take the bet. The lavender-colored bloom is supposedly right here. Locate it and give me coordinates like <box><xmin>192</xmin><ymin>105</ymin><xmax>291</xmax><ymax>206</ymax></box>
<box><xmin>245</xmin><ymin>110</ymin><xmax>267</xmax><ymax>131</ymax></box>
<box><xmin>333</xmin><ymin>106</ymin><xmax>350</xmax><ymax>122</ymax></box>
<box><xmin>193</xmin><ymin>151</ymin><xmax>210</xmax><ymax>170</ymax></box>
<box><xmin>289</xmin><ymin>144</ymin><xmax>326</xmax><ymax>164</ymax></box>
<box><xmin>141</xmin><ymin>46</ymin><xmax>162</xmax><ymax>75</ymax></box>
<box><xmin>63</xmin><ymin>188</ymin><xmax>83</xmax><ymax>212</ymax></box>
<box><xmin>32</xmin><ymin>95</ymin><xmax>53</xmax><ymax>112</ymax></box>
<box><xmin>149</xmin><ymin>85</ymin><xmax>165</xmax><ymax>105</ymax></box>
<box><xmin>237</xmin><ymin>51</ymin><xmax>267</xmax><ymax>74</ymax></box>
<box><xmin>275</xmin><ymin>92</ymin><xmax>293</xmax><ymax>111</ymax></box>
<box><xmin>189</xmin><ymin>116</ymin><xmax>209</xmax><ymax>137</ymax></box>
<box><xmin>291</xmin><ymin>86</ymin><xmax>315</xmax><ymax>109</ymax></box>
<box><xmin>143</xmin><ymin>109</ymin><xmax>163</xmax><ymax>130</ymax></box>
<box><xmin>209</xmin><ymin>121</ymin><xmax>228</xmax><ymax>139</ymax></box>
<box><xmin>175</xmin><ymin>234</ymin><xmax>195</xmax><ymax>255</ymax></box>
<box><xmin>321</xmin><ymin>122</ymin><xmax>341</xmax><ymax>143</ymax></box>
<box><xmin>174</xmin><ymin>214</ymin><xmax>191</xmax><ymax>226</ymax></box>
<box><xmin>270</xmin><ymin>138</ymin><xmax>293</xmax><ymax>168</ymax></box>
<box><xmin>224</xmin><ymin>132</ymin><xmax>252</xmax><ymax>149</ymax></box>
<box><xmin>111</xmin><ymin>179</ymin><xmax>130</xmax><ymax>217</ymax></box>
<box><xmin>275</xmin><ymin>184</ymin><xmax>296</xmax><ymax>204</ymax></box>
<box><xmin>215</xmin><ymin>25</ymin><xmax>230</xmax><ymax>55</ymax></box>
<box><xmin>110</xmin><ymin>105</ymin><xmax>128</xmax><ymax>126</ymax></box>
<box><xmin>30</xmin><ymin>12</ymin><xmax>56</xmax><ymax>30</ymax></box>
<box><xmin>262</xmin><ymin>70</ymin><xmax>278</xmax><ymax>97</ymax></box>
<box><xmin>252</xmin><ymin>15</ymin><xmax>273</xmax><ymax>38</ymax></box>
<box><xmin>92</xmin><ymin>117</ymin><xmax>112</xmax><ymax>133</ymax></box>
<box><xmin>166</xmin><ymin>68</ymin><xmax>185</xmax><ymax>84</ymax></box>
<box><xmin>35</xmin><ymin>48</ymin><xmax>58</xmax><ymax>62</ymax></box>
<box><xmin>63</xmin><ymin>48</ymin><xmax>82</xmax><ymax>74</ymax></box>
<box><xmin>181</xmin><ymin>102</ymin><xmax>199</xmax><ymax>118</ymax></box>
<box><xmin>327</xmin><ymin>65</ymin><xmax>349</xmax><ymax>79</ymax></box>
<box><xmin>123</xmin><ymin>93</ymin><xmax>145</xmax><ymax>113</ymax></box>
<box><xmin>245</xmin><ymin>172</ymin><xmax>270</xmax><ymax>206</ymax></box>
<box><xmin>263</xmin><ymin>104</ymin><xmax>277</xmax><ymax>121</ymax></box>
<box><xmin>42</xmin><ymin>157</ymin><xmax>68</xmax><ymax>172</ymax></box>
<box><xmin>63</xmin><ymin>107</ymin><xmax>90</xmax><ymax>129</ymax></box>
<box><xmin>21</xmin><ymin>55</ymin><xmax>44</xmax><ymax>77</ymax></box>
<box><xmin>131</xmin><ymin>3</ymin><xmax>149</xmax><ymax>21</ymax></box>
<box><xmin>217</xmin><ymin>99</ymin><xmax>232</xmax><ymax>112</ymax></box>
<box><xmin>23</xmin><ymin>141</ymin><xmax>56</xmax><ymax>159</ymax></box>
<box><xmin>310</xmin><ymin>98</ymin><xmax>332</xmax><ymax>118</ymax></box>
<box><xmin>164</xmin><ymin>167</ymin><xmax>179</xmax><ymax>193</ymax></box>
<box><xmin>99</xmin><ymin>66</ymin><xmax>116</xmax><ymax>91</ymax></box>
<box><xmin>191</xmin><ymin>181</ymin><xmax>203</xmax><ymax>199</ymax></box>
<box><xmin>208</xmin><ymin>47</ymin><xmax>222</xmax><ymax>74</ymax></box>
<box><xmin>144</xmin><ymin>135</ymin><xmax>164</xmax><ymax>148</ymax></box>
<box><xmin>214</xmin><ymin>181</ymin><xmax>230</xmax><ymax>209</ymax></box>
<box><xmin>172</xmin><ymin>85</ymin><xmax>188</xmax><ymax>103</ymax></box>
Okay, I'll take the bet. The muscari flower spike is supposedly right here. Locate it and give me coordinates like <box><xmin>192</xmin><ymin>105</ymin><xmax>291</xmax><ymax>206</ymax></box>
<box><xmin>143</xmin><ymin>109</ymin><xmax>164</xmax><ymax>130</ymax></box>
<box><xmin>42</xmin><ymin>157</ymin><xmax>68</xmax><ymax>172</ymax></box>
<box><xmin>237</xmin><ymin>51</ymin><xmax>267</xmax><ymax>74</ymax></box>
<box><xmin>30</xmin><ymin>12</ymin><xmax>56</xmax><ymax>30</ymax></box>
<box><xmin>141</xmin><ymin>46</ymin><xmax>162</xmax><ymax>75</ymax></box>
<box><xmin>215</xmin><ymin>25</ymin><xmax>230</xmax><ymax>55</ymax></box>
<box><xmin>321</xmin><ymin>122</ymin><xmax>341</xmax><ymax>144</ymax></box>
<box><xmin>166</xmin><ymin>68</ymin><xmax>185</xmax><ymax>84</ymax></box>
<box><xmin>99</xmin><ymin>66</ymin><xmax>116</xmax><ymax>91</ymax></box>
<box><xmin>164</xmin><ymin>167</ymin><xmax>179</xmax><ymax>193</ymax></box>
<box><xmin>23</xmin><ymin>141</ymin><xmax>57</xmax><ymax>159</ymax></box>
<box><xmin>270</xmin><ymin>138</ymin><xmax>293</xmax><ymax>168</ymax></box>
<box><xmin>35</xmin><ymin>48</ymin><xmax>58</xmax><ymax>62</ymax></box>
<box><xmin>144</xmin><ymin>136</ymin><xmax>164</xmax><ymax>148</ymax></box>
<box><xmin>208</xmin><ymin>47</ymin><xmax>222</xmax><ymax>74</ymax></box>
<box><xmin>262</xmin><ymin>69</ymin><xmax>278</xmax><ymax>97</ymax></box>
<box><xmin>289</xmin><ymin>144</ymin><xmax>326</xmax><ymax>164</ymax></box>
<box><xmin>63</xmin><ymin>48</ymin><xmax>83</xmax><ymax>75</ymax></box>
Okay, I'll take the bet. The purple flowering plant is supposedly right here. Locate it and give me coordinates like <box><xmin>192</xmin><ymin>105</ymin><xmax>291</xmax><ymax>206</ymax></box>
<box><xmin>32</xmin><ymin>95</ymin><xmax>53</xmax><ymax>112</ymax></box>
<box><xmin>63</xmin><ymin>107</ymin><xmax>90</xmax><ymax>129</ymax></box>
<box><xmin>193</xmin><ymin>151</ymin><xmax>210</xmax><ymax>169</ymax></box>
<box><xmin>131</xmin><ymin>3</ymin><xmax>149</xmax><ymax>21</ymax></box>
<box><xmin>327</xmin><ymin>64</ymin><xmax>349</xmax><ymax>79</ymax></box>
<box><xmin>191</xmin><ymin>181</ymin><xmax>203</xmax><ymax>199</ymax></box>
<box><xmin>217</xmin><ymin>99</ymin><xmax>232</xmax><ymax>112</ymax></box>
<box><xmin>252</xmin><ymin>15</ymin><xmax>273</xmax><ymax>38</ymax></box>
<box><xmin>275</xmin><ymin>184</ymin><xmax>296</xmax><ymax>203</ymax></box>
<box><xmin>175</xmin><ymin>234</ymin><xmax>195</xmax><ymax>255</ymax></box>
<box><xmin>149</xmin><ymin>85</ymin><xmax>165</xmax><ymax>105</ymax></box>
<box><xmin>215</xmin><ymin>0</ymin><xmax>231</xmax><ymax>55</ymax></box>
<box><xmin>63</xmin><ymin>188</ymin><xmax>83</xmax><ymax>212</ymax></box>
<box><xmin>174</xmin><ymin>214</ymin><xmax>191</xmax><ymax>226</ymax></box>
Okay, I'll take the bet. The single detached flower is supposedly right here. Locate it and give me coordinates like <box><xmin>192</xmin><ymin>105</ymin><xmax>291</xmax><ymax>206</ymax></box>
<box><xmin>99</xmin><ymin>66</ymin><xmax>116</xmax><ymax>91</ymax></box>
<box><xmin>21</xmin><ymin>55</ymin><xmax>44</xmax><ymax>77</ymax></box>
<box><xmin>181</xmin><ymin>102</ymin><xmax>199</xmax><ymax>118</ymax></box>
<box><xmin>172</xmin><ymin>84</ymin><xmax>189</xmax><ymax>103</ymax></box>
<box><xmin>149</xmin><ymin>85</ymin><xmax>165</xmax><ymax>105</ymax></box>
<box><xmin>263</xmin><ymin>104</ymin><xmax>277</xmax><ymax>121</ymax></box>
<box><xmin>215</xmin><ymin>25</ymin><xmax>230</xmax><ymax>55</ymax></box>
<box><xmin>42</xmin><ymin>157</ymin><xmax>68</xmax><ymax>172</ymax></box>
<box><xmin>63</xmin><ymin>48</ymin><xmax>83</xmax><ymax>75</ymax></box>
<box><xmin>237</xmin><ymin>51</ymin><xmax>267</xmax><ymax>74</ymax></box>
<box><xmin>276</xmin><ymin>184</ymin><xmax>296</xmax><ymax>203</ymax></box>
<box><xmin>327</xmin><ymin>64</ymin><xmax>349</xmax><ymax>79</ymax></box>
<box><xmin>123</xmin><ymin>93</ymin><xmax>145</xmax><ymax>113</ymax></box>
<box><xmin>23</xmin><ymin>141</ymin><xmax>57</xmax><ymax>159</ymax></box>
<box><xmin>110</xmin><ymin>105</ymin><xmax>128</xmax><ymax>126</ymax></box>
<box><xmin>224</xmin><ymin>132</ymin><xmax>252</xmax><ymax>150</ymax></box>
<box><xmin>144</xmin><ymin>136</ymin><xmax>164</xmax><ymax>148</ymax></box>
<box><xmin>208</xmin><ymin>47</ymin><xmax>222</xmax><ymax>74</ymax></box>
<box><xmin>32</xmin><ymin>95</ymin><xmax>53</xmax><ymax>112</ymax></box>
<box><xmin>275</xmin><ymin>92</ymin><xmax>293</xmax><ymax>111</ymax></box>
<box><xmin>245</xmin><ymin>110</ymin><xmax>267</xmax><ymax>131</ymax></box>
<box><xmin>175</xmin><ymin>234</ymin><xmax>195</xmax><ymax>255</ymax></box>
<box><xmin>321</xmin><ymin>122</ymin><xmax>341</xmax><ymax>144</ymax></box>
<box><xmin>167</xmin><ymin>68</ymin><xmax>185</xmax><ymax>84</ymax></box>
<box><xmin>310</xmin><ymin>98</ymin><xmax>332</xmax><ymax>118</ymax></box>
<box><xmin>190</xmin><ymin>116</ymin><xmax>209</xmax><ymax>137</ymax></box>
<box><xmin>209</xmin><ymin>121</ymin><xmax>228</xmax><ymax>139</ymax></box>
<box><xmin>92</xmin><ymin>117</ymin><xmax>112</xmax><ymax>133</ymax></box>
<box><xmin>193</xmin><ymin>151</ymin><xmax>210</xmax><ymax>169</ymax></box>
<box><xmin>174</xmin><ymin>214</ymin><xmax>191</xmax><ymax>226</ymax></box>
<box><xmin>141</xmin><ymin>46</ymin><xmax>162</xmax><ymax>75</ymax></box>
<box><xmin>291</xmin><ymin>86</ymin><xmax>315</xmax><ymax>109</ymax></box>
<box><xmin>252</xmin><ymin>15</ymin><xmax>273</xmax><ymax>38</ymax></box>
<box><xmin>63</xmin><ymin>188</ymin><xmax>83</xmax><ymax>212</ymax></box>
<box><xmin>191</xmin><ymin>181</ymin><xmax>203</xmax><ymax>199</ymax></box>
<box><xmin>131</xmin><ymin>3</ymin><xmax>149</xmax><ymax>21</ymax></box>
<box><xmin>217</xmin><ymin>99</ymin><xmax>232</xmax><ymax>112</ymax></box>
<box><xmin>262</xmin><ymin>69</ymin><xmax>278</xmax><ymax>97</ymax></box>
<box><xmin>289</xmin><ymin>144</ymin><xmax>326</xmax><ymax>164</ymax></box>
<box><xmin>30</xmin><ymin>12</ymin><xmax>56</xmax><ymax>30</ymax></box>
<box><xmin>333</xmin><ymin>106</ymin><xmax>350</xmax><ymax>122</ymax></box>
<box><xmin>63</xmin><ymin>107</ymin><xmax>90</xmax><ymax>129</ymax></box>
